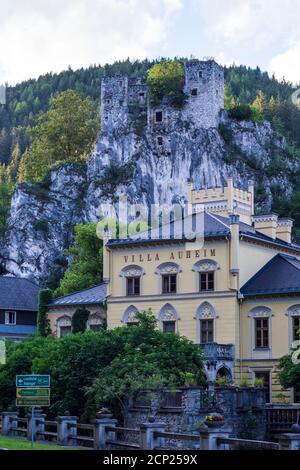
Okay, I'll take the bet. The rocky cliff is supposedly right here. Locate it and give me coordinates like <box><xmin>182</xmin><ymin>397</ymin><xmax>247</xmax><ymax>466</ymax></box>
<box><xmin>0</xmin><ymin>108</ymin><xmax>297</xmax><ymax>286</ymax></box>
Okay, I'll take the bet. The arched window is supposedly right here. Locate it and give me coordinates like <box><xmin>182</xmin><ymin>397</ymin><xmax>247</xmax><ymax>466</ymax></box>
<box><xmin>158</xmin><ymin>304</ymin><xmax>179</xmax><ymax>333</ymax></box>
<box><xmin>196</xmin><ymin>302</ymin><xmax>218</xmax><ymax>344</ymax></box>
<box><xmin>155</xmin><ymin>262</ymin><xmax>181</xmax><ymax>295</ymax></box>
<box><xmin>122</xmin><ymin>306</ymin><xmax>139</xmax><ymax>326</ymax></box>
<box><xmin>56</xmin><ymin>315</ymin><xmax>72</xmax><ymax>338</ymax></box>
<box><xmin>193</xmin><ymin>260</ymin><xmax>220</xmax><ymax>292</ymax></box>
<box><xmin>87</xmin><ymin>313</ymin><xmax>104</xmax><ymax>332</ymax></box>
<box><xmin>286</xmin><ymin>305</ymin><xmax>300</xmax><ymax>344</ymax></box>
<box><xmin>120</xmin><ymin>265</ymin><xmax>144</xmax><ymax>296</ymax></box>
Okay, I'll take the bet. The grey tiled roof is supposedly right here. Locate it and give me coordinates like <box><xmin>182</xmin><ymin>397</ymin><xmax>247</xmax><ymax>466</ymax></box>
<box><xmin>50</xmin><ymin>283</ymin><xmax>107</xmax><ymax>307</ymax></box>
<box><xmin>0</xmin><ymin>277</ymin><xmax>39</xmax><ymax>311</ymax></box>
<box><xmin>107</xmin><ymin>211</ymin><xmax>300</xmax><ymax>252</ymax></box>
<box><xmin>241</xmin><ymin>254</ymin><xmax>300</xmax><ymax>296</ymax></box>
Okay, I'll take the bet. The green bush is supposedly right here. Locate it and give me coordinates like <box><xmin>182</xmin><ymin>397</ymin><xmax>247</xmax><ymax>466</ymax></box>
<box><xmin>147</xmin><ymin>60</ymin><xmax>187</xmax><ymax>108</ymax></box>
<box><xmin>0</xmin><ymin>310</ymin><xmax>206</xmax><ymax>420</ymax></box>
<box><xmin>72</xmin><ymin>308</ymin><xmax>90</xmax><ymax>333</ymax></box>
<box><xmin>228</xmin><ymin>104</ymin><xmax>253</xmax><ymax>121</ymax></box>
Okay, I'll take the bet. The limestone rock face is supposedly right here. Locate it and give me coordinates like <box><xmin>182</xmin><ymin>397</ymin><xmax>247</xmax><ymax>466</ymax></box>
<box><xmin>0</xmin><ymin>111</ymin><xmax>297</xmax><ymax>285</ymax></box>
<box><xmin>0</xmin><ymin>165</ymin><xmax>87</xmax><ymax>285</ymax></box>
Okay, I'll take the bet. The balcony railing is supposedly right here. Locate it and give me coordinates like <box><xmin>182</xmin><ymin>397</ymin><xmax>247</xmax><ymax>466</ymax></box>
<box><xmin>200</xmin><ymin>342</ymin><xmax>235</xmax><ymax>361</ymax></box>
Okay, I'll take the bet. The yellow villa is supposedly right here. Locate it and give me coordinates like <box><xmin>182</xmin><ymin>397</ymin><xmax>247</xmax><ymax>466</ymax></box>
<box><xmin>101</xmin><ymin>177</ymin><xmax>300</xmax><ymax>405</ymax></box>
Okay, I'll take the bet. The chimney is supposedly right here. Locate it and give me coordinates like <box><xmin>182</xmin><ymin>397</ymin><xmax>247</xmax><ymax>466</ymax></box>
<box><xmin>229</xmin><ymin>214</ymin><xmax>240</xmax><ymax>290</ymax></box>
<box><xmin>253</xmin><ymin>214</ymin><xmax>278</xmax><ymax>240</ymax></box>
<box><xmin>276</xmin><ymin>218</ymin><xmax>293</xmax><ymax>244</ymax></box>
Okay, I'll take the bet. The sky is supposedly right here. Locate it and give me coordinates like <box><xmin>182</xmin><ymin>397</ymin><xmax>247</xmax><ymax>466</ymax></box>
<box><xmin>0</xmin><ymin>0</ymin><xmax>299</xmax><ymax>86</ymax></box>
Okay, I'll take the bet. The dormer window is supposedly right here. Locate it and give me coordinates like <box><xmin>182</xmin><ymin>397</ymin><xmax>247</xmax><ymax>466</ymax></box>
<box><xmin>157</xmin><ymin>136</ymin><xmax>163</xmax><ymax>146</ymax></box>
<box><xmin>191</xmin><ymin>88</ymin><xmax>198</xmax><ymax>96</ymax></box>
<box><xmin>155</xmin><ymin>111</ymin><xmax>163</xmax><ymax>123</ymax></box>
<box><xmin>199</xmin><ymin>71</ymin><xmax>203</xmax><ymax>79</ymax></box>
<box><xmin>106</xmin><ymin>99</ymin><xmax>111</xmax><ymax>105</ymax></box>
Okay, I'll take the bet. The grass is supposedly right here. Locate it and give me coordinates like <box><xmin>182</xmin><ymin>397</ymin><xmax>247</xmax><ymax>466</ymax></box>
<box><xmin>0</xmin><ymin>436</ymin><xmax>76</xmax><ymax>450</ymax></box>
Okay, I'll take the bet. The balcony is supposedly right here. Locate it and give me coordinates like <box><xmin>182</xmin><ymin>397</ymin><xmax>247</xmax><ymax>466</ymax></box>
<box><xmin>200</xmin><ymin>342</ymin><xmax>235</xmax><ymax>361</ymax></box>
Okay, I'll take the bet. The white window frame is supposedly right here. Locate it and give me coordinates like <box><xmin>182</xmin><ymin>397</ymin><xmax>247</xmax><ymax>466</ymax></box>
<box><xmin>248</xmin><ymin>307</ymin><xmax>273</xmax><ymax>360</ymax></box>
<box><xmin>5</xmin><ymin>311</ymin><xmax>16</xmax><ymax>325</ymax></box>
<box><xmin>195</xmin><ymin>302</ymin><xmax>218</xmax><ymax>345</ymax></box>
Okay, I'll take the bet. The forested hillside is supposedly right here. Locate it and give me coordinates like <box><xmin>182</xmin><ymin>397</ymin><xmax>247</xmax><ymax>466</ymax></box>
<box><xmin>1</xmin><ymin>58</ymin><xmax>300</xmax><ymax>239</ymax></box>
<box><xmin>1</xmin><ymin>59</ymin><xmax>299</xmax><ymax>168</ymax></box>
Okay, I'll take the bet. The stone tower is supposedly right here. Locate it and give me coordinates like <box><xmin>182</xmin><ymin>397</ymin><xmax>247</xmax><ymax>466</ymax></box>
<box><xmin>100</xmin><ymin>59</ymin><xmax>224</xmax><ymax>134</ymax></box>
<box><xmin>183</xmin><ymin>59</ymin><xmax>224</xmax><ymax>129</ymax></box>
<box><xmin>101</xmin><ymin>75</ymin><xmax>129</xmax><ymax>133</ymax></box>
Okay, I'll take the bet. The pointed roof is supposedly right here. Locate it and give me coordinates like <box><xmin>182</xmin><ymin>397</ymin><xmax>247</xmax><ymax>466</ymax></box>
<box><xmin>241</xmin><ymin>254</ymin><xmax>300</xmax><ymax>297</ymax></box>
<box><xmin>49</xmin><ymin>283</ymin><xmax>107</xmax><ymax>307</ymax></box>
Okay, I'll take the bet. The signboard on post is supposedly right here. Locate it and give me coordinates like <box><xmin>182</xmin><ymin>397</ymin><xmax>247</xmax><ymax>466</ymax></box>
<box><xmin>16</xmin><ymin>375</ymin><xmax>51</xmax><ymax>407</ymax></box>
<box><xmin>16</xmin><ymin>375</ymin><xmax>50</xmax><ymax>388</ymax></box>
<box><xmin>16</xmin><ymin>397</ymin><xmax>51</xmax><ymax>407</ymax></box>
<box><xmin>16</xmin><ymin>374</ymin><xmax>51</xmax><ymax>446</ymax></box>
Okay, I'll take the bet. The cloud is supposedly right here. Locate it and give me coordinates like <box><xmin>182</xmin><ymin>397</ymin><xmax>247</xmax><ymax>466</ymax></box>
<box><xmin>269</xmin><ymin>42</ymin><xmax>300</xmax><ymax>84</ymax></box>
<box><xmin>0</xmin><ymin>0</ymin><xmax>183</xmax><ymax>85</ymax></box>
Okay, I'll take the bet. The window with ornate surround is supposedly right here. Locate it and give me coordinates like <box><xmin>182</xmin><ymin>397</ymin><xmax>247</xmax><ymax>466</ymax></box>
<box><xmin>158</xmin><ymin>304</ymin><xmax>179</xmax><ymax>333</ymax></box>
<box><xmin>248</xmin><ymin>307</ymin><xmax>273</xmax><ymax>359</ymax></box>
<box><xmin>192</xmin><ymin>260</ymin><xmax>219</xmax><ymax>292</ymax></box>
<box><xmin>155</xmin><ymin>263</ymin><xmax>181</xmax><ymax>295</ymax></box>
<box><xmin>122</xmin><ymin>306</ymin><xmax>139</xmax><ymax>326</ymax></box>
<box><xmin>87</xmin><ymin>313</ymin><xmax>103</xmax><ymax>332</ymax></box>
<box><xmin>195</xmin><ymin>302</ymin><xmax>218</xmax><ymax>344</ymax></box>
<box><xmin>56</xmin><ymin>315</ymin><xmax>72</xmax><ymax>338</ymax></box>
<box><xmin>120</xmin><ymin>265</ymin><xmax>144</xmax><ymax>297</ymax></box>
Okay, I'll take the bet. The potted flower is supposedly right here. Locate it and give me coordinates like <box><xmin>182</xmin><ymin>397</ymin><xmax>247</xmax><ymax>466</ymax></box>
<box><xmin>204</xmin><ymin>413</ymin><xmax>225</xmax><ymax>428</ymax></box>
<box><xmin>96</xmin><ymin>407</ymin><xmax>113</xmax><ymax>419</ymax></box>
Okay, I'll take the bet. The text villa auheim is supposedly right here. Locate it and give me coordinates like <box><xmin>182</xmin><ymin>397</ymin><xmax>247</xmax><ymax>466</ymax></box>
<box><xmin>123</xmin><ymin>248</ymin><xmax>216</xmax><ymax>264</ymax></box>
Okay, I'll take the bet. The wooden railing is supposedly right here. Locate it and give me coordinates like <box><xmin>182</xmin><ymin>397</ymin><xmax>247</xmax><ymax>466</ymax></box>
<box><xmin>217</xmin><ymin>437</ymin><xmax>279</xmax><ymax>451</ymax></box>
<box><xmin>105</xmin><ymin>426</ymin><xmax>140</xmax><ymax>449</ymax></box>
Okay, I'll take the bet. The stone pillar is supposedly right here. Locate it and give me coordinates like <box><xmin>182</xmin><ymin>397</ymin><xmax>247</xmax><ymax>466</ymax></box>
<box><xmin>94</xmin><ymin>416</ymin><xmax>118</xmax><ymax>450</ymax></box>
<box><xmin>1</xmin><ymin>411</ymin><xmax>18</xmax><ymax>437</ymax></box>
<box><xmin>199</xmin><ymin>426</ymin><xmax>232</xmax><ymax>451</ymax></box>
<box><xmin>56</xmin><ymin>414</ymin><xmax>78</xmax><ymax>447</ymax></box>
<box><xmin>140</xmin><ymin>421</ymin><xmax>166</xmax><ymax>450</ymax></box>
<box><xmin>278</xmin><ymin>434</ymin><xmax>300</xmax><ymax>451</ymax></box>
<box><xmin>27</xmin><ymin>410</ymin><xmax>46</xmax><ymax>441</ymax></box>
